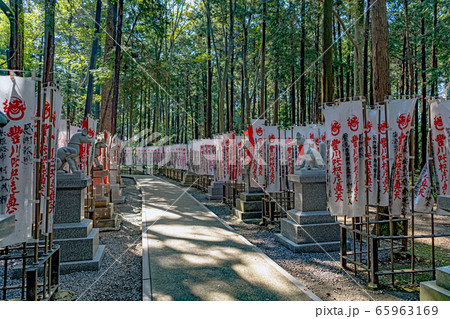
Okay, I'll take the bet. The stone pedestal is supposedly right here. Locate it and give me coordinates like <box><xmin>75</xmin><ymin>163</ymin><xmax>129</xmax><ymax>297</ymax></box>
<box><xmin>421</xmin><ymin>266</ymin><xmax>450</xmax><ymax>301</ymax></box>
<box><xmin>93</xmin><ymin>170</ymin><xmax>109</xmax><ymax>206</ymax></box>
<box><xmin>92</xmin><ymin>169</ymin><xmax>120</xmax><ymax>231</ymax></box>
<box><xmin>275</xmin><ymin>170</ymin><xmax>340</xmax><ymax>253</ymax></box>
<box><xmin>232</xmin><ymin>192</ymin><xmax>264</xmax><ymax>221</ymax></box>
<box><xmin>110</xmin><ymin>183</ymin><xmax>125</xmax><ymax>204</ymax></box>
<box><xmin>181</xmin><ymin>171</ymin><xmax>195</xmax><ymax>186</ymax></box>
<box><xmin>206</xmin><ymin>181</ymin><xmax>224</xmax><ymax>200</ymax></box>
<box><xmin>53</xmin><ymin>173</ymin><xmax>105</xmax><ymax>274</ymax></box>
<box><xmin>232</xmin><ymin>169</ymin><xmax>264</xmax><ymax>221</ymax></box>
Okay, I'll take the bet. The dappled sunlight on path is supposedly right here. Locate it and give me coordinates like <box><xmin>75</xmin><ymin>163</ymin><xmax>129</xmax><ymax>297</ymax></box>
<box><xmin>138</xmin><ymin>175</ymin><xmax>318</xmax><ymax>301</ymax></box>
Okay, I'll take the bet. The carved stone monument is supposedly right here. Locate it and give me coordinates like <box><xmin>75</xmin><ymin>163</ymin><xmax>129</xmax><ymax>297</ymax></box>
<box><xmin>53</xmin><ymin>173</ymin><xmax>105</xmax><ymax>273</ymax></box>
<box><xmin>51</xmin><ymin>129</ymin><xmax>106</xmax><ymax>273</ymax></box>
<box><xmin>232</xmin><ymin>167</ymin><xmax>264</xmax><ymax>221</ymax></box>
<box><xmin>275</xmin><ymin>170</ymin><xmax>340</xmax><ymax>252</ymax></box>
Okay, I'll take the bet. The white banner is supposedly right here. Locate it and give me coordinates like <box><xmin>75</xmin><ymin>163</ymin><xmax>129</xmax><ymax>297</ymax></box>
<box><xmin>235</xmin><ymin>135</ymin><xmax>244</xmax><ymax>183</ymax></box>
<box><xmin>0</xmin><ymin>76</ymin><xmax>38</xmax><ymax>246</ymax></box>
<box><xmin>387</xmin><ymin>98</ymin><xmax>416</xmax><ymax>215</ymax></box>
<box><xmin>41</xmin><ymin>86</ymin><xmax>63</xmax><ymax>235</ymax></box>
<box><xmin>433</xmin><ymin>100</ymin><xmax>450</xmax><ymax>196</ymax></box>
<box><xmin>249</xmin><ymin>119</ymin><xmax>265</xmax><ymax>188</ymax></box>
<box><xmin>412</xmin><ymin>163</ymin><xmax>434</xmax><ymax>213</ymax></box>
<box><xmin>124</xmin><ymin>147</ymin><xmax>133</xmax><ymax>166</ymax></box>
<box><xmin>324</xmin><ymin>101</ymin><xmax>365</xmax><ymax>217</ymax></box>
<box><xmin>265</xmin><ymin>126</ymin><xmax>280</xmax><ymax>193</ymax></box>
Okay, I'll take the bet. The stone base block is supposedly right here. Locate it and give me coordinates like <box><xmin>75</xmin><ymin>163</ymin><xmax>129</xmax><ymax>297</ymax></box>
<box><xmin>52</xmin><ymin>218</ymin><xmax>93</xmax><ymax>240</ymax></box>
<box><xmin>239</xmin><ymin>192</ymin><xmax>264</xmax><ymax>202</ymax></box>
<box><xmin>280</xmin><ymin>218</ymin><xmax>340</xmax><ymax>244</ymax></box>
<box><xmin>235</xmin><ymin>198</ymin><xmax>262</xmax><ymax>212</ymax></box>
<box><xmin>95</xmin><ymin>213</ymin><xmax>121</xmax><ymax>231</ymax></box>
<box><xmin>181</xmin><ymin>173</ymin><xmax>195</xmax><ymax>186</ymax></box>
<box><xmin>437</xmin><ymin>266</ymin><xmax>450</xmax><ymax>290</ymax></box>
<box><xmin>94</xmin><ymin>203</ymin><xmax>114</xmax><ymax>220</ymax></box>
<box><xmin>275</xmin><ymin>233</ymin><xmax>340</xmax><ymax>253</ymax></box>
<box><xmin>94</xmin><ymin>197</ymin><xmax>110</xmax><ymax>207</ymax></box>
<box><xmin>420</xmin><ymin>281</ymin><xmax>450</xmax><ymax>301</ymax></box>
<box><xmin>207</xmin><ymin>182</ymin><xmax>224</xmax><ymax>200</ymax></box>
<box><xmin>232</xmin><ymin>207</ymin><xmax>262</xmax><ymax>221</ymax></box>
<box><xmin>206</xmin><ymin>193</ymin><xmax>222</xmax><ymax>200</ymax></box>
<box><xmin>286</xmin><ymin>210</ymin><xmax>336</xmax><ymax>225</ymax></box>
<box><xmin>52</xmin><ymin>227</ymin><xmax>100</xmax><ymax>262</ymax></box>
<box><xmin>208</xmin><ymin>185</ymin><xmax>223</xmax><ymax>196</ymax></box>
<box><xmin>59</xmin><ymin>245</ymin><xmax>106</xmax><ymax>274</ymax></box>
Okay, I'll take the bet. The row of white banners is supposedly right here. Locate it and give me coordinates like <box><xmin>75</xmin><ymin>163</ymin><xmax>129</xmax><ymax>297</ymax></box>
<box><xmin>122</xmin><ymin>99</ymin><xmax>450</xmax><ymax>218</ymax></box>
<box><xmin>0</xmin><ymin>76</ymin><xmax>63</xmax><ymax>247</ymax></box>
<box><xmin>0</xmin><ymin>75</ymin><xmax>123</xmax><ymax>247</ymax></box>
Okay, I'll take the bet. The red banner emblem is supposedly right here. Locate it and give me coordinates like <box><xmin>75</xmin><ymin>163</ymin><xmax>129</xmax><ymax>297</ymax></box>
<box><xmin>434</xmin><ymin>115</ymin><xmax>444</xmax><ymax>131</ymax></box>
<box><xmin>4</xmin><ymin>97</ymin><xmax>26</xmax><ymax>121</ymax></box>
<box><xmin>347</xmin><ymin>115</ymin><xmax>359</xmax><ymax>132</ymax></box>
<box><xmin>397</xmin><ymin>113</ymin><xmax>411</xmax><ymax>130</ymax></box>
<box><xmin>331</xmin><ymin>121</ymin><xmax>341</xmax><ymax>136</ymax></box>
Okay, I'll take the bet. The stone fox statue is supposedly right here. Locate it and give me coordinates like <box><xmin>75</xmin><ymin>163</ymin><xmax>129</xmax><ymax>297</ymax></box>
<box><xmin>295</xmin><ymin>133</ymin><xmax>326</xmax><ymax>171</ymax></box>
<box><xmin>0</xmin><ymin>110</ymin><xmax>10</xmax><ymax>128</ymax></box>
<box><xmin>93</xmin><ymin>141</ymin><xmax>107</xmax><ymax>170</ymax></box>
<box><xmin>56</xmin><ymin>128</ymin><xmax>93</xmax><ymax>173</ymax></box>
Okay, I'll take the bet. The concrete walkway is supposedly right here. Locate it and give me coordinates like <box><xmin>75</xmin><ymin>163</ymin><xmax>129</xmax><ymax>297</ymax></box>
<box><xmin>138</xmin><ymin>175</ymin><xmax>319</xmax><ymax>301</ymax></box>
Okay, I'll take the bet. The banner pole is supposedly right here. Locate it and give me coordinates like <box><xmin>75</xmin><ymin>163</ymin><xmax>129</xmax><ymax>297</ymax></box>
<box><xmin>34</xmin><ymin>81</ymin><xmax>43</xmax><ymax>265</ymax></box>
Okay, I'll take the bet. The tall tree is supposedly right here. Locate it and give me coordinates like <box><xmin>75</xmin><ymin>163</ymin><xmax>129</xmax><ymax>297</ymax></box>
<box><xmin>42</xmin><ymin>0</ymin><xmax>56</xmax><ymax>84</ymax></box>
<box><xmin>84</xmin><ymin>0</ymin><xmax>102</xmax><ymax>117</ymax></box>
<box><xmin>322</xmin><ymin>0</ymin><xmax>334</xmax><ymax>103</ymax></box>
<box><xmin>403</xmin><ymin>0</ymin><xmax>414</xmax><ymax>94</ymax></box>
<box><xmin>299</xmin><ymin>0</ymin><xmax>306</xmax><ymax>124</ymax></box>
<box><xmin>0</xmin><ymin>0</ymin><xmax>24</xmax><ymax>70</ymax></box>
<box><xmin>100</xmin><ymin>0</ymin><xmax>118</xmax><ymax>132</ymax></box>
<box><xmin>420</xmin><ymin>0</ymin><xmax>427</xmax><ymax>167</ymax></box>
<box><xmin>110</xmin><ymin>0</ymin><xmax>124</xmax><ymax>135</ymax></box>
<box><xmin>259</xmin><ymin>0</ymin><xmax>267</xmax><ymax>117</ymax></box>
<box><xmin>353</xmin><ymin>0</ymin><xmax>364</xmax><ymax>97</ymax></box>
<box><xmin>229</xmin><ymin>0</ymin><xmax>235</xmax><ymax>131</ymax></box>
<box><xmin>205</xmin><ymin>0</ymin><xmax>212</xmax><ymax>137</ymax></box>
<box><xmin>371</xmin><ymin>0</ymin><xmax>390</xmax><ymax>103</ymax></box>
<box><xmin>430</xmin><ymin>0</ymin><xmax>438</xmax><ymax>97</ymax></box>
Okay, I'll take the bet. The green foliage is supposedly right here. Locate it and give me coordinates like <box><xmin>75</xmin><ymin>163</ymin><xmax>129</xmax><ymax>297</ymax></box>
<box><xmin>0</xmin><ymin>0</ymin><xmax>448</xmax><ymax>140</ymax></box>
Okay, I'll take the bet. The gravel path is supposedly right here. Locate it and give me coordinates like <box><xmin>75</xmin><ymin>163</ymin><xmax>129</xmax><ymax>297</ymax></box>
<box><xmin>58</xmin><ymin>177</ymin><xmax>143</xmax><ymax>301</ymax></box>
<box><xmin>156</xmin><ymin>176</ymin><xmax>419</xmax><ymax>301</ymax></box>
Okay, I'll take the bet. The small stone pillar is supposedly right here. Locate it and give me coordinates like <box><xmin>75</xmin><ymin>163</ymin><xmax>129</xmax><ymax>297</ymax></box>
<box><xmin>275</xmin><ymin>170</ymin><xmax>340</xmax><ymax>252</ymax></box>
<box><xmin>181</xmin><ymin>171</ymin><xmax>195</xmax><ymax>186</ymax></box>
<box><xmin>53</xmin><ymin>173</ymin><xmax>105</xmax><ymax>273</ymax></box>
<box><xmin>206</xmin><ymin>180</ymin><xmax>224</xmax><ymax>200</ymax></box>
<box><xmin>93</xmin><ymin>169</ymin><xmax>120</xmax><ymax>230</ymax></box>
<box><xmin>109</xmin><ymin>160</ymin><xmax>125</xmax><ymax>204</ymax></box>
<box><xmin>232</xmin><ymin>168</ymin><xmax>264</xmax><ymax>221</ymax></box>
